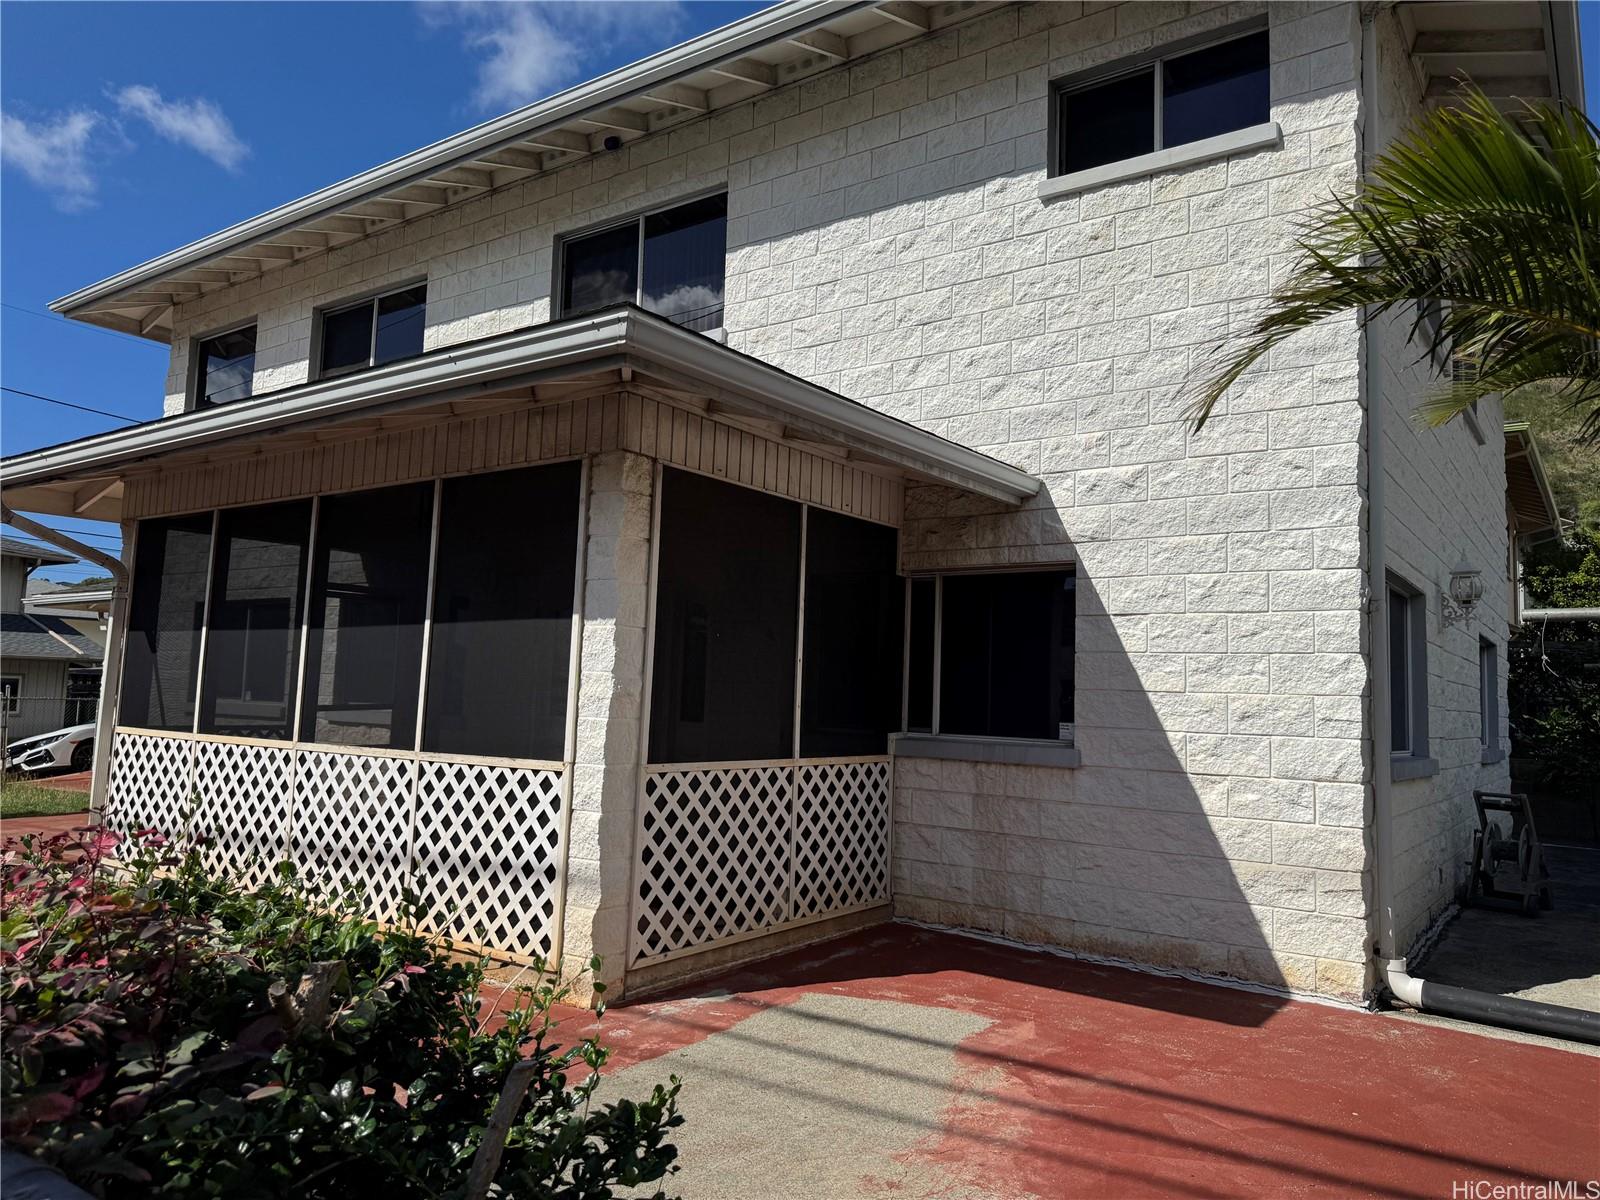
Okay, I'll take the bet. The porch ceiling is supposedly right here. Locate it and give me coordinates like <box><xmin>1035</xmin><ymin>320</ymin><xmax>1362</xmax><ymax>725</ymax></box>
<box><xmin>0</xmin><ymin>307</ymin><xmax>1042</xmax><ymax>523</ymax></box>
<box><xmin>1395</xmin><ymin>1</ymin><xmax>1584</xmax><ymax>110</ymax></box>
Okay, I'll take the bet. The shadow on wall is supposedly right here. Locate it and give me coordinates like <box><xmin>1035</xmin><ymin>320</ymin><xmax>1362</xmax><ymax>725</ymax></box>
<box><xmin>886</xmin><ymin>476</ymin><xmax>1337</xmax><ymax>1011</ymax></box>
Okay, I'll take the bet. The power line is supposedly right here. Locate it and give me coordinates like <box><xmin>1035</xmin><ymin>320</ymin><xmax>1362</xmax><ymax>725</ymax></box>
<box><xmin>1</xmin><ymin>302</ymin><xmax>166</xmax><ymax>351</ymax></box>
<box><xmin>1</xmin><ymin>385</ymin><xmax>140</xmax><ymax>424</ymax></box>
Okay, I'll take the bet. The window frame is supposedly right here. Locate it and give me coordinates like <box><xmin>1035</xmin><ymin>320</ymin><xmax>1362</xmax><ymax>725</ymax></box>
<box><xmin>1047</xmin><ymin>16</ymin><xmax>1271</xmax><ymax>182</ymax></box>
<box><xmin>187</xmin><ymin>319</ymin><xmax>259</xmax><ymax>411</ymax></box>
<box><xmin>1479</xmin><ymin>636</ymin><xmax>1502</xmax><ymax>763</ymax></box>
<box><xmin>553</xmin><ymin>188</ymin><xmax>729</xmax><ymax>335</ymax></box>
<box><xmin>0</xmin><ymin>674</ymin><xmax>19</xmax><ymax>714</ymax></box>
<box><xmin>896</xmin><ymin>566</ymin><xmax>1079</xmax><ymax>766</ymax></box>
<box><xmin>113</xmin><ymin>457</ymin><xmax>587</xmax><ymax>767</ymax></box>
<box><xmin>312</xmin><ymin>279</ymin><xmax>428</xmax><ymax>381</ymax></box>
<box><xmin>1386</xmin><ymin>574</ymin><xmax>1436</xmax><ymax>779</ymax></box>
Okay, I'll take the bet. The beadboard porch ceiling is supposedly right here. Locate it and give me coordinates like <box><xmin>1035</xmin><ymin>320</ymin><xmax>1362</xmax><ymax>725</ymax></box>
<box><xmin>0</xmin><ymin>307</ymin><xmax>1041</xmax><ymax>524</ymax></box>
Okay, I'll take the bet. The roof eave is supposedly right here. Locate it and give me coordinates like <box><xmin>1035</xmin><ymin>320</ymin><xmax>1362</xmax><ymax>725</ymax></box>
<box><xmin>49</xmin><ymin>0</ymin><xmax>872</xmax><ymax>327</ymax></box>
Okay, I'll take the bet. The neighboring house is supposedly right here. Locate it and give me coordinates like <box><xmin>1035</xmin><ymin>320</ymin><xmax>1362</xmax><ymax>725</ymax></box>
<box><xmin>0</xmin><ymin>1</ymin><xmax>1581</xmax><ymax>1003</ymax></box>
<box><xmin>24</xmin><ymin>583</ymin><xmax>114</xmax><ymax>648</ymax></box>
<box><xmin>1</xmin><ymin>537</ymin><xmax>103</xmax><ymax>740</ymax></box>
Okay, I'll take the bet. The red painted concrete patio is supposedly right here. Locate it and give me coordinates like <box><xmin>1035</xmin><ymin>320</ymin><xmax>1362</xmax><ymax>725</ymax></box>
<box><xmin>533</xmin><ymin>924</ymin><xmax>1600</xmax><ymax>1199</ymax></box>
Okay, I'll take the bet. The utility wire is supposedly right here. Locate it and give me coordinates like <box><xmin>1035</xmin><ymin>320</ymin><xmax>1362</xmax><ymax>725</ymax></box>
<box><xmin>1</xmin><ymin>385</ymin><xmax>140</xmax><ymax>424</ymax></box>
<box><xmin>1</xmin><ymin>302</ymin><xmax>165</xmax><ymax>351</ymax></box>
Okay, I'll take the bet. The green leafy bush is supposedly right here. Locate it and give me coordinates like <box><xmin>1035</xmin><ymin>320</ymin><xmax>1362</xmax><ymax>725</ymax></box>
<box><xmin>1</xmin><ymin>827</ymin><xmax>681</xmax><ymax>1198</ymax></box>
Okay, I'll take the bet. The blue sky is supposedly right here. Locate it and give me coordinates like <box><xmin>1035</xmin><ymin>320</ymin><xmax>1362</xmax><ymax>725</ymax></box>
<box><xmin>2</xmin><ymin>2</ymin><xmax>1597</xmax><ymax>580</ymax></box>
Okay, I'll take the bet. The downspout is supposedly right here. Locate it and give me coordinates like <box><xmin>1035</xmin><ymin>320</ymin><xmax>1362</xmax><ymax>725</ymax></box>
<box><xmin>1</xmin><ymin>506</ymin><xmax>130</xmax><ymax>820</ymax></box>
<box><xmin>1357</xmin><ymin>18</ymin><xmax>1599</xmax><ymax>1044</ymax></box>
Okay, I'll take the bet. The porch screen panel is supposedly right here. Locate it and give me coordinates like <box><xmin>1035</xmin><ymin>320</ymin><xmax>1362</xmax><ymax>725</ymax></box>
<box><xmin>649</xmin><ymin>469</ymin><xmax>800</xmax><ymax>763</ymax></box>
<box><xmin>300</xmin><ymin>483</ymin><xmax>433</xmax><ymax>749</ymax></box>
<box><xmin>423</xmin><ymin>461</ymin><xmax>581</xmax><ymax>761</ymax></box>
<box><xmin>799</xmin><ymin>509</ymin><xmax>904</xmax><ymax>757</ymax></box>
<box><xmin>121</xmin><ymin>513</ymin><xmax>213</xmax><ymax>731</ymax></box>
<box><xmin>198</xmin><ymin>500</ymin><xmax>311</xmax><ymax>739</ymax></box>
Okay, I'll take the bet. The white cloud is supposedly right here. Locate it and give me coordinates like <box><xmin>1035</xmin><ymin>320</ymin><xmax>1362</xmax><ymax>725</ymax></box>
<box><xmin>113</xmin><ymin>85</ymin><xmax>248</xmax><ymax>171</ymax></box>
<box><xmin>423</xmin><ymin>2</ymin><xmax>687</xmax><ymax>112</ymax></box>
<box><xmin>0</xmin><ymin>109</ymin><xmax>101</xmax><ymax>210</ymax></box>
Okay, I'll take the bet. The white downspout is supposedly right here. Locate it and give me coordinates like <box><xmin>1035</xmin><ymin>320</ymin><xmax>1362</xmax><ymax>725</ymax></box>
<box><xmin>1</xmin><ymin>506</ymin><xmax>131</xmax><ymax>820</ymax></box>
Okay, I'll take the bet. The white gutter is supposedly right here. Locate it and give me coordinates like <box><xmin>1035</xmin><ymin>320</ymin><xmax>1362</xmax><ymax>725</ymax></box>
<box><xmin>0</xmin><ymin>308</ymin><xmax>1041</xmax><ymax>507</ymax></box>
<box><xmin>1521</xmin><ymin>606</ymin><xmax>1600</xmax><ymax>621</ymax></box>
<box><xmin>51</xmin><ymin>0</ymin><xmax>870</xmax><ymax>322</ymax></box>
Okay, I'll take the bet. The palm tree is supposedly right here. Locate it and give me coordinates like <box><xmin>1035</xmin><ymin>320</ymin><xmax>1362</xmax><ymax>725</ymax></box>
<box><xmin>1188</xmin><ymin>88</ymin><xmax>1600</xmax><ymax>441</ymax></box>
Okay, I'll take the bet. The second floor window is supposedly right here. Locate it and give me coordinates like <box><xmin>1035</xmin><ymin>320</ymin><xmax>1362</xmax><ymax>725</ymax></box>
<box><xmin>560</xmin><ymin>193</ymin><xmax>727</xmax><ymax>333</ymax></box>
<box><xmin>1055</xmin><ymin>25</ymin><xmax>1269</xmax><ymax>176</ymax></box>
<box><xmin>319</xmin><ymin>283</ymin><xmax>427</xmax><ymax>379</ymax></box>
<box><xmin>195</xmin><ymin>324</ymin><xmax>256</xmax><ymax>407</ymax></box>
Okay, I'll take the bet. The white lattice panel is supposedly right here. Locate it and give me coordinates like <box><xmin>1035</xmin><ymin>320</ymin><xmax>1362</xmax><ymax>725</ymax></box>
<box><xmin>793</xmin><ymin>759</ymin><xmax>891</xmax><ymax>919</ymax></box>
<box><xmin>413</xmin><ymin>760</ymin><xmax>565</xmax><ymax>960</ymax></box>
<box><xmin>632</xmin><ymin>764</ymin><xmax>793</xmax><ymax>963</ymax></box>
<box><xmin>190</xmin><ymin>740</ymin><xmax>294</xmax><ymax>890</ymax></box>
<box><xmin>290</xmin><ymin>750</ymin><xmax>415</xmax><ymax>923</ymax></box>
<box><xmin>103</xmin><ymin>731</ymin><xmax>195</xmax><ymax>846</ymax></box>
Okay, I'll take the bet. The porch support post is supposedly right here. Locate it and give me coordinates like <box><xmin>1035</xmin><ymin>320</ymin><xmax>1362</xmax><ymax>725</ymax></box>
<box><xmin>560</xmin><ymin>449</ymin><xmax>654</xmax><ymax>999</ymax></box>
<box><xmin>88</xmin><ymin>520</ymin><xmax>136</xmax><ymax>819</ymax></box>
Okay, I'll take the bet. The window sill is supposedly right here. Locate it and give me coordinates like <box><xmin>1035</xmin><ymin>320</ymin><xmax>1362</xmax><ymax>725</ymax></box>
<box><xmin>893</xmin><ymin>733</ymin><xmax>1080</xmax><ymax>768</ymax></box>
<box><xmin>1480</xmin><ymin>745</ymin><xmax>1506</xmax><ymax>766</ymax></box>
<box><xmin>1038</xmin><ymin>121</ymin><xmax>1282</xmax><ymax>202</ymax></box>
<box><xmin>1390</xmin><ymin>754</ymin><xmax>1440</xmax><ymax>782</ymax></box>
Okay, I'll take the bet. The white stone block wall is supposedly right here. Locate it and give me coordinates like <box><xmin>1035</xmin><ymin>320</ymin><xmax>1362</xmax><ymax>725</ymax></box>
<box><xmin>147</xmin><ymin>1</ymin><xmax>1461</xmax><ymax>1002</ymax></box>
<box><xmin>1371</xmin><ymin>13</ymin><xmax>1513</xmax><ymax>956</ymax></box>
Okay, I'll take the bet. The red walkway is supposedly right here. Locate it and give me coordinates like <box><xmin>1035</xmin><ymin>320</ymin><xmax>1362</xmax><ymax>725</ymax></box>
<box><xmin>536</xmin><ymin>923</ymin><xmax>1600</xmax><ymax>1199</ymax></box>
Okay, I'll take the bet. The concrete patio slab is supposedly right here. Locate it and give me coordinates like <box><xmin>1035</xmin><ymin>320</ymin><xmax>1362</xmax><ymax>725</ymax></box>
<box><xmin>552</xmin><ymin>924</ymin><xmax>1600</xmax><ymax>1199</ymax></box>
<box><xmin>1411</xmin><ymin>844</ymin><xmax>1600</xmax><ymax>1014</ymax></box>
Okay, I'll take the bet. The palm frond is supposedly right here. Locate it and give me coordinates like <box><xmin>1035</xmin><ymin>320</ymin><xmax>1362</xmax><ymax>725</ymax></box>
<box><xmin>1188</xmin><ymin>88</ymin><xmax>1600</xmax><ymax>440</ymax></box>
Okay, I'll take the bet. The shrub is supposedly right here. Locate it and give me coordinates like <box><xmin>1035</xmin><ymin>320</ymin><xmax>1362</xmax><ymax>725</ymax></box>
<box><xmin>1</xmin><ymin>827</ymin><xmax>681</xmax><ymax>1198</ymax></box>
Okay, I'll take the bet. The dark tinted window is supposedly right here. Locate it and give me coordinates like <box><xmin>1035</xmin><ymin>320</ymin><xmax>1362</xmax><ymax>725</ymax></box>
<box><xmin>906</xmin><ymin>578</ymin><xmax>934</xmax><ymax>732</ymax></box>
<box><xmin>649</xmin><ymin>469</ymin><xmax>800</xmax><ymax>763</ymax></box>
<box><xmin>198</xmin><ymin>501</ymin><xmax>311</xmax><ymax>740</ymax></box>
<box><xmin>562</xmin><ymin>223</ymin><xmax>639</xmax><ymax>318</ymax></box>
<box><xmin>301</xmin><ymin>483</ymin><xmax>433</xmax><ymax>749</ymax></box>
<box><xmin>423</xmin><ymin>462</ymin><xmax>582</xmax><ymax>761</ymax></box>
<box><xmin>1388</xmin><ymin>587</ymin><xmax>1411</xmax><ymax>754</ymax></box>
<box><xmin>374</xmin><ymin>285</ymin><xmax>427</xmax><ymax>366</ymax></box>
<box><xmin>642</xmin><ymin>194</ymin><xmax>727</xmax><ymax>333</ymax></box>
<box><xmin>197</xmin><ymin>326</ymin><xmax>256</xmax><ymax>407</ymax></box>
<box><xmin>321</xmin><ymin>303</ymin><xmax>373</xmax><ymax>375</ymax></box>
<box><xmin>938</xmin><ymin>571</ymin><xmax>1075</xmax><ymax>741</ymax></box>
<box><xmin>121</xmin><ymin>514</ymin><xmax>214</xmax><ymax>731</ymax></box>
<box><xmin>1162</xmin><ymin>30</ymin><xmax>1269</xmax><ymax>148</ymax></box>
<box><xmin>799</xmin><ymin>509</ymin><xmax>903</xmax><ymax>757</ymax></box>
<box><xmin>1061</xmin><ymin>68</ymin><xmax>1154</xmax><ymax>173</ymax></box>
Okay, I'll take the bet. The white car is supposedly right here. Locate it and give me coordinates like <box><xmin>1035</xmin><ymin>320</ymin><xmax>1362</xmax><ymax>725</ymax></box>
<box><xmin>5</xmin><ymin>723</ymin><xmax>96</xmax><ymax>775</ymax></box>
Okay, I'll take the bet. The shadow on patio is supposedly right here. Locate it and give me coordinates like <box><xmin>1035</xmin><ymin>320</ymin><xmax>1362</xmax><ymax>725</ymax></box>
<box><xmin>533</xmin><ymin>923</ymin><xmax>1600</xmax><ymax>1200</ymax></box>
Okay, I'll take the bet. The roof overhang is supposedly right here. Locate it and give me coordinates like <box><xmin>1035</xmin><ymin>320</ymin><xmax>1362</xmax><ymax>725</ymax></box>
<box><xmin>50</xmin><ymin>0</ymin><xmax>986</xmax><ymax>340</ymax></box>
<box><xmin>1504</xmin><ymin>421</ymin><xmax>1560</xmax><ymax>535</ymax></box>
<box><xmin>0</xmin><ymin>307</ymin><xmax>1042</xmax><ymax>522</ymax></box>
<box><xmin>1396</xmin><ymin>0</ymin><xmax>1585</xmax><ymax>112</ymax></box>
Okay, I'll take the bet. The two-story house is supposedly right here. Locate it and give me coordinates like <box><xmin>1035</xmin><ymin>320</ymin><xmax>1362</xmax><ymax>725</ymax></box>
<box><xmin>0</xmin><ymin>0</ymin><xmax>1577</xmax><ymax>1005</ymax></box>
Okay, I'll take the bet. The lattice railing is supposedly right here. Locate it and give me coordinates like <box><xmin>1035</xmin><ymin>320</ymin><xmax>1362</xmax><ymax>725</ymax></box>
<box><xmin>101</xmin><ymin>729</ymin><xmax>566</xmax><ymax>964</ymax></box>
<box><xmin>630</xmin><ymin>756</ymin><xmax>891</xmax><ymax>965</ymax></box>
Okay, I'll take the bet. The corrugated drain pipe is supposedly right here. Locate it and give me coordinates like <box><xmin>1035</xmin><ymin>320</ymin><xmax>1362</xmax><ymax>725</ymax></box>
<box><xmin>1359</xmin><ymin>9</ymin><xmax>1600</xmax><ymax>1046</ymax></box>
<box><xmin>2</xmin><ymin>504</ymin><xmax>130</xmax><ymax>818</ymax></box>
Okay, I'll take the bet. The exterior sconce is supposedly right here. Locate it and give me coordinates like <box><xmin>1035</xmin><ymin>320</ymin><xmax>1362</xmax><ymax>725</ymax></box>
<box><xmin>1442</xmin><ymin>563</ymin><xmax>1483</xmax><ymax>627</ymax></box>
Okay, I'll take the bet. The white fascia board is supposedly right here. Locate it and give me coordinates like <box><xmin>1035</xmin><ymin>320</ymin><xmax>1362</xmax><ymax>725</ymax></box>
<box><xmin>1</xmin><ymin>309</ymin><xmax>1043</xmax><ymax>507</ymax></box>
<box><xmin>51</xmin><ymin>0</ymin><xmax>871</xmax><ymax>322</ymax></box>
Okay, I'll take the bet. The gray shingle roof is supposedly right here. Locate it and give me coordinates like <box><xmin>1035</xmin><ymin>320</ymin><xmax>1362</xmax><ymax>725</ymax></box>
<box><xmin>0</xmin><ymin>536</ymin><xmax>78</xmax><ymax>567</ymax></box>
<box><xmin>0</xmin><ymin>612</ymin><xmax>101</xmax><ymax>661</ymax></box>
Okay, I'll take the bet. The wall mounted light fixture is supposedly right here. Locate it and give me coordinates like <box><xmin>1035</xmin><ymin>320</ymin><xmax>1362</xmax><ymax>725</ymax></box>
<box><xmin>1442</xmin><ymin>562</ymin><xmax>1484</xmax><ymax>627</ymax></box>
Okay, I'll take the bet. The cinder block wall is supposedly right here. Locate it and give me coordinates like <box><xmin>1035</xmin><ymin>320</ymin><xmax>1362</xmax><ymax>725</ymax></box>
<box><xmin>157</xmin><ymin>2</ymin><xmax>1387</xmax><ymax>1001</ymax></box>
<box><xmin>1371</xmin><ymin>12</ymin><xmax>1513</xmax><ymax>957</ymax></box>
